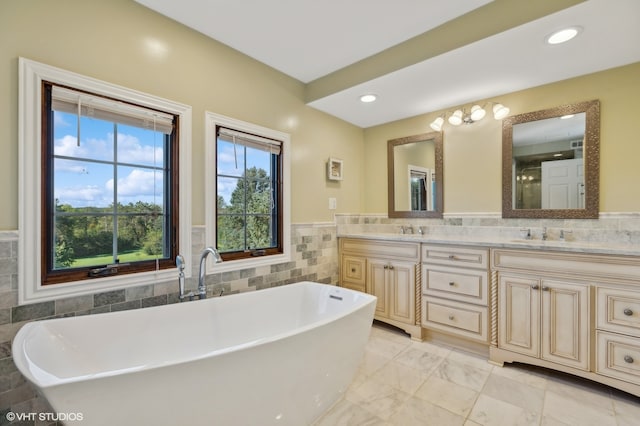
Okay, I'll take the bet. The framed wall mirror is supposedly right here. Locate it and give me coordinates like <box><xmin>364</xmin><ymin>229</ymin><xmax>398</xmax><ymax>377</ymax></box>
<box><xmin>502</xmin><ymin>99</ymin><xmax>600</xmax><ymax>219</ymax></box>
<box><xmin>388</xmin><ymin>131</ymin><xmax>443</xmax><ymax>218</ymax></box>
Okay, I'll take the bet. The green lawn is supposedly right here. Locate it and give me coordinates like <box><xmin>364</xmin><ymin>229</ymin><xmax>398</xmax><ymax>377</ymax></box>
<box><xmin>71</xmin><ymin>250</ymin><xmax>158</xmax><ymax>267</ymax></box>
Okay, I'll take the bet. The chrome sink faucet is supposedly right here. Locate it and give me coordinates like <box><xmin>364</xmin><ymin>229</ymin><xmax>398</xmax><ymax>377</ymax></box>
<box><xmin>198</xmin><ymin>247</ymin><xmax>223</xmax><ymax>299</ymax></box>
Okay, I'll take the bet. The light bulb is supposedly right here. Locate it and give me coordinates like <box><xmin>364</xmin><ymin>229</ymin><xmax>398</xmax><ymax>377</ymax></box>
<box><xmin>470</xmin><ymin>105</ymin><xmax>486</xmax><ymax>121</ymax></box>
<box><xmin>430</xmin><ymin>117</ymin><xmax>444</xmax><ymax>131</ymax></box>
<box><xmin>493</xmin><ymin>104</ymin><xmax>510</xmax><ymax>120</ymax></box>
<box><xmin>448</xmin><ymin>110</ymin><xmax>463</xmax><ymax>126</ymax></box>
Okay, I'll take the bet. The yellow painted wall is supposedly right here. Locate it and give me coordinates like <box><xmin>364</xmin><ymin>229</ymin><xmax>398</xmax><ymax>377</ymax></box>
<box><xmin>364</xmin><ymin>61</ymin><xmax>640</xmax><ymax>214</ymax></box>
<box><xmin>0</xmin><ymin>0</ymin><xmax>364</xmax><ymax>229</ymax></box>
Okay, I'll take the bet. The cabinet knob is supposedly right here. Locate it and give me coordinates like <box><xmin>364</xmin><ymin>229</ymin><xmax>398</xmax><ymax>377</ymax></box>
<box><xmin>532</xmin><ymin>285</ymin><xmax>540</xmax><ymax>290</ymax></box>
<box><xmin>389</xmin><ymin>265</ymin><xmax>394</xmax><ymax>270</ymax></box>
<box><xmin>449</xmin><ymin>281</ymin><xmax>455</xmax><ymax>286</ymax></box>
<box><xmin>624</xmin><ymin>308</ymin><xmax>634</xmax><ymax>316</ymax></box>
<box><xmin>448</xmin><ymin>315</ymin><xmax>455</xmax><ymax>320</ymax></box>
<box><xmin>448</xmin><ymin>255</ymin><xmax>456</xmax><ymax>260</ymax></box>
<box><xmin>542</xmin><ymin>286</ymin><xmax>550</xmax><ymax>291</ymax></box>
<box><xmin>624</xmin><ymin>355</ymin><xmax>634</xmax><ymax>364</ymax></box>
<box><xmin>351</xmin><ymin>268</ymin><xmax>356</xmax><ymax>273</ymax></box>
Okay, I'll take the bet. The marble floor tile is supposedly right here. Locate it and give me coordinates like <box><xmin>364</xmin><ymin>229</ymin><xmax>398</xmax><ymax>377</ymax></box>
<box><xmin>432</xmin><ymin>357</ymin><xmax>492</xmax><ymax>391</ymax></box>
<box><xmin>370</xmin><ymin>359</ymin><xmax>430</xmax><ymax>395</ymax></box>
<box><xmin>542</xmin><ymin>390</ymin><xmax>616</xmax><ymax>426</ymax></box>
<box><xmin>481</xmin><ymin>374</ymin><xmax>545</xmax><ymax>413</ymax></box>
<box><xmin>314</xmin><ymin>399</ymin><xmax>390</xmax><ymax>426</ymax></box>
<box><xmin>468</xmin><ymin>394</ymin><xmax>540</xmax><ymax>426</ymax></box>
<box><xmin>388</xmin><ymin>396</ymin><xmax>465</xmax><ymax>426</ymax></box>
<box><xmin>346</xmin><ymin>378</ymin><xmax>411</xmax><ymax>420</ymax></box>
<box><xmin>415</xmin><ymin>374</ymin><xmax>479</xmax><ymax>417</ymax></box>
<box><xmin>317</xmin><ymin>322</ymin><xmax>639</xmax><ymax>426</ymax></box>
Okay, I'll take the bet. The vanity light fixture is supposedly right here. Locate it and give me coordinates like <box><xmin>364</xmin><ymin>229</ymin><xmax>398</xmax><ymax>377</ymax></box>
<box><xmin>429</xmin><ymin>102</ymin><xmax>509</xmax><ymax>131</ymax></box>
<box><xmin>546</xmin><ymin>27</ymin><xmax>581</xmax><ymax>45</ymax></box>
<box><xmin>359</xmin><ymin>94</ymin><xmax>377</xmax><ymax>103</ymax></box>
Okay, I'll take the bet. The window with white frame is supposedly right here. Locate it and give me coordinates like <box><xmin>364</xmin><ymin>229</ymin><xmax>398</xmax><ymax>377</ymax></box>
<box><xmin>205</xmin><ymin>112</ymin><xmax>290</xmax><ymax>272</ymax></box>
<box><xmin>19</xmin><ymin>58</ymin><xmax>192</xmax><ymax>304</ymax></box>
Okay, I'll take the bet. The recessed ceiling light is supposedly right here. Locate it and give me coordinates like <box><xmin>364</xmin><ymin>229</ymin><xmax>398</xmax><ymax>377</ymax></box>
<box><xmin>546</xmin><ymin>27</ymin><xmax>581</xmax><ymax>45</ymax></box>
<box><xmin>360</xmin><ymin>94</ymin><xmax>377</xmax><ymax>103</ymax></box>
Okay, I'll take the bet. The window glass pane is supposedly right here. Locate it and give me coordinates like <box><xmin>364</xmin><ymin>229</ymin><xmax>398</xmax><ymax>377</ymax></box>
<box><xmin>217</xmin><ymin>139</ymin><xmax>245</xmax><ymax>177</ymax></box>
<box><xmin>246</xmin><ymin>173</ymin><xmax>272</xmax><ymax>215</ymax></box>
<box><xmin>54</xmin><ymin>159</ymin><xmax>114</xmax><ymax>208</ymax></box>
<box><xmin>217</xmin><ymin>176</ymin><xmax>243</xmax><ymax>213</ymax></box>
<box><xmin>53</xmin><ymin>214</ymin><xmax>114</xmax><ymax>270</ymax></box>
<box><xmin>217</xmin><ymin>215</ymin><xmax>245</xmax><ymax>253</ymax></box>
<box><xmin>117</xmin><ymin>124</ymin><xmax>165</xmax><ymax>167</ymax></box>
<box><xmin>54</xmin><ymin>112</ymin><xmax>114</xmax><ymax>162</ymax></box>
<box><xmin>117</xmin><ymin>165</ymin><xmax>165</xmax><ymax>206</ymax></box>
<box><xmin>246</xmin><ymin>146</ymin><xmax>271</xmax><ymax>175</ymax></box>
<box><xmin>246</xmin><ymin>215</ymin><xmax>273</xmax><ymax>249</ymax></box>
<box><xmin>117</xmin><ymin>214</ymin><xmax>164</xmax><ymax>262</ymax></box>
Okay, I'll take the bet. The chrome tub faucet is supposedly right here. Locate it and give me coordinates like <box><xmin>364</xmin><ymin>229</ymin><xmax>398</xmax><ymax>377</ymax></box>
<box><xmin>198</xmin><ymin>247</ymin><xmax>223</xmax><ymax>299</ymax></box>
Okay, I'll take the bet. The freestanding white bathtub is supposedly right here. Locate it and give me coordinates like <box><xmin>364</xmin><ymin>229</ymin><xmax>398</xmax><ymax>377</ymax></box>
<box><xmin>12</xmin><ymin>281</ymin><xmax>376</xmax><ymax>425</ymax></box>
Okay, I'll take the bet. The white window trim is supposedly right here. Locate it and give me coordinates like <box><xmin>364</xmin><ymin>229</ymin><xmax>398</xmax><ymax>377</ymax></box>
<box><xmin>18</xmin><ymin>57</ymin><xmax>192</xmax><ymax>305</ymax></box>
<box><xmin>204</xmin><ymin>111</ymin><xmax>291</xmax><ymax>274</ymax></box>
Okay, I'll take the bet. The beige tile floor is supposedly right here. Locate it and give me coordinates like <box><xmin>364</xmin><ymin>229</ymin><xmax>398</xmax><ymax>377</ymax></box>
<box><xmin>315</xmin><ymin>322</ymin><xmax>640</xmax><ymax>426</ymax></box>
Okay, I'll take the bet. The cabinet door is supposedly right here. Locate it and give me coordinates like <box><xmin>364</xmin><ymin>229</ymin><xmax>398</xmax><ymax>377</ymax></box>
<box><xmin>368</xmin><ymin>259</ymin><xmax>389</xmax><ymax>318</ymax></box>
<box><xmin>498</xmin><ymin>274</ymin><xmax>540</xmax><ymax>358</ymax></box>
<box><xmin>541</xmin><ymin>280</ymin><xmax>590</xmax><ymax>371</ymax></box>
<box><xmin>388</xmin><ymin>260</ymin><xmax>416</xmax><ymax>324</ymax></box>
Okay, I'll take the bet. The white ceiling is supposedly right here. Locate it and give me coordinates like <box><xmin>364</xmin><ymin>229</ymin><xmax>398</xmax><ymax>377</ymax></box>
<box><xmin>135</xmin><ymin>0</ymin><xmax>640</xmax><ymax>128</ymax></box>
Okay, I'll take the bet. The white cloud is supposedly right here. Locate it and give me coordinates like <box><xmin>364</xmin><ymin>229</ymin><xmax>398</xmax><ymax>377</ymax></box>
<box><xmin>117</xmin><ymin>133</ymin><xmax>163</xmax><ymax>164</ymax></box>
<box><xmin>54</xmin><ymin>186</ymin><xmax>108</xmax><ymax>207</ymax></box>
<box><xmin>106</xmin><ymin>169</ymin><xmax>163</xmax><ymax>197</ymax></box>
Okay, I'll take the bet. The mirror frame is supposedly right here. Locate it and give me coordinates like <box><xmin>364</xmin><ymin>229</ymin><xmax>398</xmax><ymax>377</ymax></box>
<box><xmin>388</xmin><ymin>131</ymin><xmax>443</xmax><ymax>218</ymax></box>
<box><xmin>502</xmin><ymin>99</ymin><xmax>600</xmax><ymax>219</ymax></box>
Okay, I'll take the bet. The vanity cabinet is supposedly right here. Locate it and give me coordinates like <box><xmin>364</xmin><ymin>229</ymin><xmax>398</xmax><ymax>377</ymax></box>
<box><xmin>421</xmin><ymin>245</ymin><xmax>490</xmax><ymax>344</ymax></box>
<box><xmin>498</xmin><ymin>274</ymin><xmax>590</xmax><ymax>370</ymax></box>
<box><xmin>491</xmin><ymin>248</ymin><xmax>640</xmax><ymax>398</ymax></box>
<box><xmin>339</xmin><ymin>238</ymin><xmax>422</xmax><ymax>340</ymax></box>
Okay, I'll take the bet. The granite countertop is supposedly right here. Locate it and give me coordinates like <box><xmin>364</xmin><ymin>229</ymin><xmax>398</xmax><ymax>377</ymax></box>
<box><xmin>337</xmin><ymin>232</ymin><xmax>640</xmax><ymax>257</ymax></box>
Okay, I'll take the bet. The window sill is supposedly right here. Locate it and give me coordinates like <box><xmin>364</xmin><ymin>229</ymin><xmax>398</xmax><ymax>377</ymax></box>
<box><xmin>18</xmin><ymin>267</ymin><xmax>185</xmax><ymax>305</ymax></box>
<box><xmin>205</xmin><ymin>252</ymin><xmax>292</xmax><ymax>275</ymax></box>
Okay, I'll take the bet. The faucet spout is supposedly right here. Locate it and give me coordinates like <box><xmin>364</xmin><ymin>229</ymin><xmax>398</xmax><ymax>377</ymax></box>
<box><xmin>198</xmin><ymin>247</ymin><xmax>223</xmax><ymax>299</ymax></box>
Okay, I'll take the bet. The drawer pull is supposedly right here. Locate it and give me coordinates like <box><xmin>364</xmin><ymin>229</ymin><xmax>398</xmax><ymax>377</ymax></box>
<box><xmin>624</xmin><ymin>308</ymin><xmax>634</xmax><ymax>316</ymax></box>
<box><xmin>448</xmin><ymin>255</ymin><xmax>457</xmax><ymax>260</ymax></box>
<box><xmin>624</xmin><ymin>355</ymin><xmax>634</xmax><ymax>364</ymax></box>
<box><xmin>448</xmin><ymin>315</ymin><xmax>455</xmax><ymax>321</ymax></box>
<box><xmin>449</xmin><ymin>281</ymin><xmax>455</xmax><ymax>286</ymax></box>
<box><xmin>532</xmin><ymin>285</ymin><xmax>539</xmax><ymax>290</ymax></box>
<box><xmin>542</xmin><ymin>286</ymin><xmax>550</xmax><ymax>291</ymax></box>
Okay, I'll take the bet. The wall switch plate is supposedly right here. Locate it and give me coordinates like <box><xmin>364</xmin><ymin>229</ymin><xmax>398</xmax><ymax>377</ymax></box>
<box><xmin>329</xmin><ymin>197</ymin><xmax>337</xmax><ymax>210</ymax></box>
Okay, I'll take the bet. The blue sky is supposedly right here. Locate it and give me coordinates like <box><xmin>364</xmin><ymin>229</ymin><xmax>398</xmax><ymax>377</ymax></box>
<box><xmin>54</xmin><ymin>111</ymin><xmax>272</xmax><ymax>208</ymax></box>
<box><xmin>54</xmin><ymin>111</ymin><xmax>165</xmax><ymax>208</ymax></box>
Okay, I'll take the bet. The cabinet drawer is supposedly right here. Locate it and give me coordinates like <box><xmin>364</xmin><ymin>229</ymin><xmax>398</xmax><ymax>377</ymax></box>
<box><xmin>422</xmin><ymin>265</ymin><xmax>488</xmax><ymax>305</ymax></box>
<box><xmin>422</xmin><ymin>245</ymin><xmax>488</xmax><ymax>269</ymax></box>
<box><xmin>597</xmin><ymin>331</ymin><xmax>640</xmax><ymax>386</ymax></box>
<box><xmin>340</xmin><ymin>238</ymin><xmax>420</xmax><ymax>262</ymax></box>
<box><xmin>597</xmin><ymin>286</ymin><xmax>640</xmax><ymax>338</ymax></box>
<box><xmin>422</xmin><ymin>298</ymin><xmax>488</xmax><ymax>343</ymax></box>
